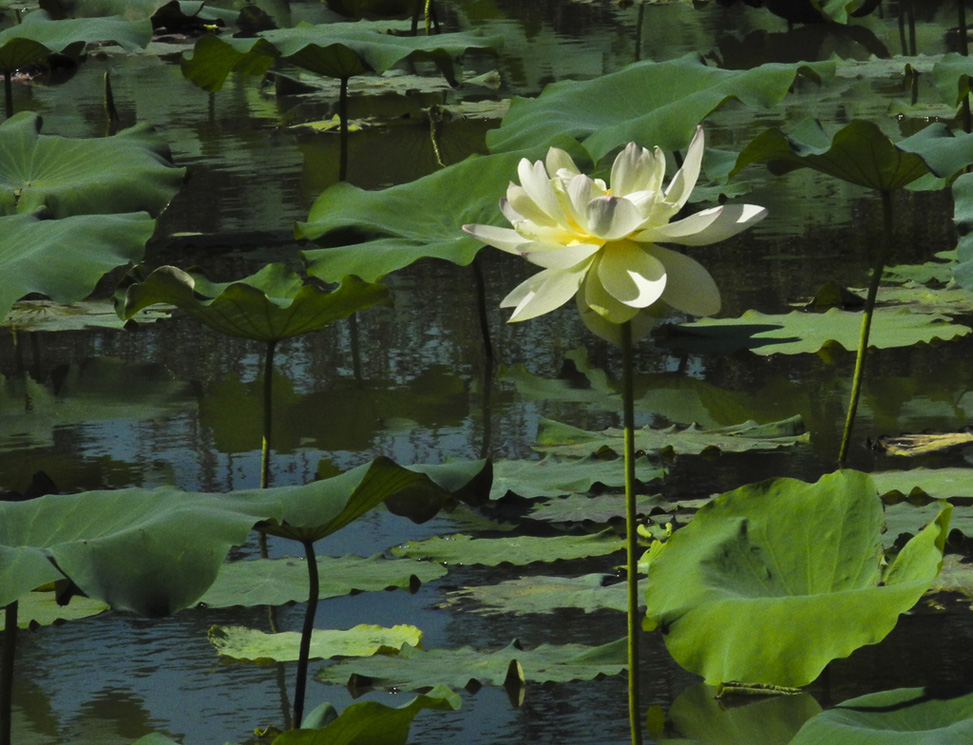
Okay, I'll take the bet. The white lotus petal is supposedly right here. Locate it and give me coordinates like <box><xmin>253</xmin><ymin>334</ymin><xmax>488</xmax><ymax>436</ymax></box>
<box><xmin>585</xmin><ymin>196</ymin><xmax>643</xmax><ymax>240</ymax></box>
<box><xmin>546</xmin><ymin>147</ymin><xmax>580</xmax><ymax>179</ymax></box>
<box><xmin>523</xmin><ymin>242</ymin><xmax>601</xmax><ymax>269</ymax></box>
<box><xmin>610</xmin><ymin>143</ymin><xmax>664</xmax><ymax>197</ymax></box>
<box><xmin>565</xmin><ymin>174</ymin><xmax>595</xmax><ymax>232</ymax></box>
<box><xmin>507</xmin><ymin>184</ymin><xmax>558</xmax><ymax>227</ymax></box>
<box><xmin>597</xmin><ymin>241</ymin><xmax>667</xmax><ymax>308</ymax></box>
<box><xmin>518</xmin><ymin>158</ymin><xmax>561</xmax><ymax>222</ymax></box>
<box><xmin>577</xmin><ymin>293</ymin><xmax>658</xmax><ymax>346</ymax></box>
<box><xmin>462</xmin><ymin>223</ymin><xmax>531</xmax><ymax>254</ymax></box>
<box><xmin>664</xmin><ymin>126</ymin><xmax>704</xmax><ymax>211</ymax></box>
<box><xmin>653</xmin><ymin>245</ymin><xmax>721</xmax><ymax>316</ymax></box>
<box><xmin>500</xmin><ymin>266</ymin><xmax>586</xmax><ymax>322</ymax></box>
<box><xmin>640</xmin><ymin>203</ymin><xmax>767</xmax><ymax>246</ymax></box>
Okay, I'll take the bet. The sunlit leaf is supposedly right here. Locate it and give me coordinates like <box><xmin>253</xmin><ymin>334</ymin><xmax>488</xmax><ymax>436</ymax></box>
<box><xmin>487</xmin><ymin>55</ymin><xmax>834</xmax><ymax>161</ymax></box>
<box><xmin>389</xmin><ymin>531</ymin><xmax>624</xmax><ymax>566</ymax></box>
<box><xmin>644</xmin><ymin>470</ymin><xmax>951</xmax><ymax>687</ymax></box>
<box><xmin>316</xmin><ymin>637</ymin><xmax>627</xmax><ymax>691</ymax></box>
<box><xmin>0</xmin><ymin>112</ymin><xmax>185</xmax><ymax>217</ymax></box>
<box><xmin>664</xmin><ymin>308</ymin><xmax>971</xmax><ymax>356</ymax></box>
<box><xmin>873</xmin><ymin>468</ymin><xmax>973</xmax><ymax>501</ymax></box>
<box><xmin>118</xmin><ymin>264</ymin><xmax>390</xmax><ymax>342</ymax></box>
<box><xmin>533</xmin><ymin>416</ymin><xmax>808</xmax><ymax>458</ymax></box>
<box><xmin>209</xmin><ymin>623</ymin><xmax>423</xmax><ymax>663</ymax></box>
<box><xmin>198</xmin><ymin>555</ymin><xmax>447</xmax><ymax>608</ymax></box>
<box><xmin>0</xmin><ymin>212</ymin><xmax>155</xmax><ymax>321</ymax></box>
<box><xmin>299</xmin><ymin>150</ymin><xmax>525</xmax><ymax>283</ymax></box>
<box><xmin>788</xmin><ymin>687</ymin><xmax>973</xmax><ymax>745</ymax></box>
<box><xmin>273</xmin><ymin>686</ymin><xmax>461</xmax><ymax>745</ymax></box>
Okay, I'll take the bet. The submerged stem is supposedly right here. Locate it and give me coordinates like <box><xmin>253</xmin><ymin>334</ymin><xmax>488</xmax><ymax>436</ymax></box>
<box><xmin>293</xmin><ymin>539</ymin><xmax>319</xmax><ymax>728</ymax></box>
<box><xmin>620</xmin><ymin>321</ymin><xmax>643</xmax><ymax>745</ymax></box>
<box><xmin>838</xmin><ymin>190</ymin><xmax>893</xmax><ymax>466</ymax></box>
<box><xmin>1</xmin><ymin>602</ymin><xmax>17</xmax><ymax>745</ymax></box>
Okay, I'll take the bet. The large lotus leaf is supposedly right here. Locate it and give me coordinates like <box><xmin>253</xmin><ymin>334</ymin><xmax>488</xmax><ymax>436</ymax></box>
<box><xmin>873</xmin><ymin>468</ymin><xmax>973</xmax><ymax>501</ymax></box>
<box><xmin>659</xmin><ymin>683</ymin><xmax>822</xmax><ymax>745</ymax></box>
<box><xmin>316</xmin><ymin>638</ymin><xmax>627</xmax><ymax>691</ymax></box>
<box><xmin>933</xmin><ymin>53</ymin><xmax>973</xmax><ymax>108</ymax></box>
<box><xmin>298</xmin><ymin>150</ymin><xmax>525</xmax><ymax>283</ymax></box>
<box><xmin>731</xmin><ymin>120</ymin><xmax>973</xmax><ymax>190</ymax></box>
<box><xmin>664</xmin><ymin>308</ymin><xmax>971</xmax><ymax>356</ymax></box>
<box><xmin>788</xmin><ymin>687</ymin><xmax>973</xmax><ymax>745</ymax></box>
<box><xmin>443</xmin><ymin>574</ymin><xmax>631</xmax><ymax>615</ymax></box>
<box><xmin>486</xmin><ymin>55</ymin><xmax>834</xmax><ymax>160</ymax></box>
<box><xmin>180</xmin><ymin>24</ymin><xmax>499</xmax><ymax>92</ymax></box>
<box><xmin>0</xmin><ymin>456</ymin><xmax>464</xmax><ymax>612</ymax></box>
<box><xmin>0</xmin><ymin>212</ymin><xmax>155</xmax><ymax>321</ymax></box>
<box><xmin>198</xmin><ymin>554</ymin><xmax>447</xmax><ymax>608</ymax></box>
<box><xmin>643</xmin><ymin>470</ymin><xmax>951</xmax><ymax>687</ymax></box>
<box><xmin>209</xmin><ymin>623</ymin><xmax>423</xmax><ymax>663</ymax></box>
<box><xmin>0</xmin><ymin>113</ymin><xmax>185</xmax><ymax>218</ymax></box>
<box><xmin>952</xmin><ymin>172</ymin><xmax>973</xmax><ymax>291</ymax></box>
<box><xmin>491</xmin><ymin>454</ymin><xmax>664</xmax><ymax>500</ymax></box>
<box><xmin>119</xmin><ymin>264</ymin><xmax>390</xmax><ymax>342</ymax></box>
<box><xmin>274</xmin><ymin>686</ymin><xmax>461</xmax><ymax>745</ymax></box>
<box><xmin>389</xmin><ymin>531</ymin><xmax>624</xmax><ymax>566</ymax></box>
<box><xmin>0</xmin><ymin>10</ymin><xmax>150</xmax><ymax>71</ymax></box>
<box><xmin>532</xmin><ymin>416</ymin><xmax>808</xmax><ymax>459</ymax></box>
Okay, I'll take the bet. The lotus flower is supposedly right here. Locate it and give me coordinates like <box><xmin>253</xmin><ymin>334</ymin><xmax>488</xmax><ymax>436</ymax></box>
<box><xmin>463</xmin><ymin>127</ymin><xmax>767</xmax><ymax>344</ymax></box>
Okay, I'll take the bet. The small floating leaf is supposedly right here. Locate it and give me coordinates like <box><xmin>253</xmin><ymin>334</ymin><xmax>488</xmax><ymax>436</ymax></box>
<box><xmin>209</xmin><ymin>623</ymin><xmax>423</xmax><ymax>663</ymax></box>
<box><xmin>389</xmin><ymin>532</ymin><xmax>624</xmax><ymax>566</ymax></box>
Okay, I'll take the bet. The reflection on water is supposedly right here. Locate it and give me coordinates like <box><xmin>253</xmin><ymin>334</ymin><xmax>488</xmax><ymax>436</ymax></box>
<box><xmin>3</xmin><ymin>0</ymin><xmax>973</xmax><ymax>743</ymax></box>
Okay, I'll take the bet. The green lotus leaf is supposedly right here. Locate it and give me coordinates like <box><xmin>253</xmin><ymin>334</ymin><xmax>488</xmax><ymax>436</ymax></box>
<box><xmin>952</xmin><ymin>172</ymin><xmax>973</xmax><ymax>292</ymax></box>
<box><xmin>0</xmin><ymin>112</ymin><xmax>185</xmax><ymax>218</ymax></box>
<box><xmin>2</xmin><ymin>299</ymin><xmax>169</xmax><ymax>332</ymax></box>
<box><xmin>0</xmin><ymin>456</ymin><xmax>469</xmax><ymax>613</ymax></box>
<box><xmin>665</xmin><ymin>308</ymin><xmax>971</xmax><ymax>356</ymax></box>
<box><xmin>443</xmin><ymin>574</ymin><xmax>632</xmax><ymax>616</ymax></box>
<box><xmin>486</xmin><ymin>55</ymin><xmax>834</xmax><ymax>161</ymax></box>
<box><xmin>209</xmin><ymin>623</ymin><xmax>423</xmax><ymax>663</ymax></box>
<box><xmin>883</xmin><ymin>250</ymin><xmax>957</xmax><ymax>286</ymax></box>
<box><xmin>731</xmin><ymin>120</ymin><xmax>973</xmax><ymax>191</ymax></box>
<box><xmin>198</xmin><ymin>554</ymin><xmax>447</xmax><ymax>608</ymax></box>
<box><xmin>659</xmin><ymin>683</ymin><xmax>822</xmax><ymax>745</ymax></box>
<box><xmin>118</xmin><ymin>264</ymin><xmax>390</xmax><ymax>342</ymax></box>
<box><xmin>274</xmin><ymin>686</ymin><xmax>461</xmax><ymax>745</ymax></box>
<box><xmin>491</xmin><ymin>454</ymin><xmax>664</xmax><ymax>500</ymax></box>
<box><xmin>532</xmin><ymin>416</ymin><xmax>808</xmax><ymax>459</ymax></box>
<box><xmin>525</xmin><ymin>492</ymin><xmax>670</xmax><ymax>525</ymax></box>
<box><xmin>933</xmin><ymin>52</ymin><xmax>973</xmax><ymax>108</ymax></box>
<box><xmin>788</xmin><ymin>687</ymin><xmax>973</xmax><ymax>745</ymax></box>
<box><xmin>298</xmin><ymin>150</ymin><xmax>525</xmax><ymax>283</ymax></box>
<box><xmin>14</xmin><ymin>589</ymin><xmax>109</xmax><ymax>628</ymax></box>
<box><xmin>644</xmin><ymin>470</ymin><xmax>951</xmax><ymax>687</ymax></box>
<box><xmin>0</xmin><ymin>10</ymin><xmax>150</xmax><ymax>72</ymax></box>
<box><xmin>873</xmin><ymin>468</ymin><xmax>973</xmax><ymax>501</ymax></box>
<box><xmin>389</xmin><ymin>531</ymin><xmax>624</xmax><ymax>566</ymax></box>
<box><xmin>316</xmin><ymin>637</ymin><xmax>627</xmax><ymax>691</ymax></box>
<box><xmin>0</xmin><ymin>211</ymin><xmax>155</xmax><ymax>321</ymax></box>
<box><xmin>181</xmin><ymin>24</ymin><xmax>499</xmax><ymax>92</ymax></box>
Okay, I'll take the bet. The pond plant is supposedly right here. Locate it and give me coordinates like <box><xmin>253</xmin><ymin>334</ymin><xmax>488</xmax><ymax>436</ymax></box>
<box><xmin>4</xmin><ymin>2</ymin><xmax>973</xmax><ymax>745</ymax></box>
<box><xmin>462</xmin><ymin>127</ymin><xmax>767</xmax><ymax>745</ymax></box>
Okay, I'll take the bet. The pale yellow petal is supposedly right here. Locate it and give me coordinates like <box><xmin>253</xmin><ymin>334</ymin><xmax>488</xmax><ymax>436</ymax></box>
<box><xmin>585</xmin><ymin>197</ymin><xmax>644</xmax><ymax>241</ymax></box>
<box><xmin>518</xmin><ymin>158</ymin><xmax>562</xmax><ymax>222</ymax></box>
<box><xmin>639</xmin><ymin>204</ymin><xmax>767</xmax><ymax>246</ymax></box>
<box><xmin>523</xmin><ymin>243</ymin><xmax>601</xmax><ymax>269</ymax></box>
<box><xmin>610</xmin><ymin>142</ymin><xmax>664</xmax><ymax>197</ymax></box>
<box><xmin>653</xmin><ymin>245</ymin><xmax>721</xmax><ymax>316</ymax></box>
<box><xmin>500</xmin><ymin>265</ymin><xmax>586</xmax><ymax>322</ymax></box>
<box><xmin>664</xmin><ymin>126</ymin><xmax>704</xmax><ymax>211</ymax></box>
<box><xmin>583</xmin><ymin>262</ymin><xmax>642</xmax><ymax>324</ymax></box>
<box><xmin>462</xmin><ymin>223</ymin><xmax>531</xmax><ymax>254</ymax></box>
<box><xmin>577</xmin><ymin>294</ymin><xmax>657</xmax><ymax>346</ymax></box>
<box><xmin>596</xmin><ymin>241</ymin><xmax>667</xmax><ymax>309</ymax></box>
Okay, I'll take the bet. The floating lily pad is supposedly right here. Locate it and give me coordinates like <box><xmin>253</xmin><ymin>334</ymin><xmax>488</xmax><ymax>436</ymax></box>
<box><xmin>14</xmin><ymin>590</ymin><xmax>109</xmax><ymax>628</ymax></box>
<box><xmin>442</xmin><ymin>574</ymin><xmax>632</xmax><ymax>616</ymax></box>
<box><xmin>873</xmin><ymin>431</ymin><xmax>973</xmax><ymax>457</ymax></box>
<box><xmin>644</xmin><ymin>470</ymin><xmax>951</xmax><ymax>687</ymax></box>
<box><xmin>0</xmin><ymin>112</ymin><xmax>185</xmax><ymax>218</ymax></box>
<box><xmin>2</xmin><ymin>299</ymin><xmax>169</xmax><ymax>331</ymax></box>
<box><xmin>389</xmin><ymin>531</ymin><xmax>624</xmax><ymax>567</ymax></box>
<box><xmin>533</xmin><ymin>416</ymin><xmax>808</xmax><ymax>458</ymax></box>
<box><xmin>666</xmin><ymin>308</ymin><xmax>970</xmax><ymax>356</ymax></box>
<box><xmin>316</xmin><ymin>637</ymin><xmax>627</xmax><ymax>691</ymax></box>
<box><xmin>487</xmin><ymin>54</ymin><xmax>834</xmax><ymax>161</ymax></box>
<box><xmin>524</xmin><ymin>492</ymin><xmax>671</xmax><ymax>525</ymax></box>
<box><xmin>788</xmin><ymin>687</ymin><xmax>973</xmax><ymax>745</ymax></box>
<box><xmin>209</xmin><ymin>623</ymin><xmax>423</xmax><ymax>663</ymax></box>
<box><xmin>491</xmin><ymin>455</ymin><xmax>664</xmax><ymax>500</ymax></box>
<box><xmin>873</xmin><ymin>469</ymin><xmax>973</xmax><ymax>501</ymax></box>
<box><xmin>198</xmin><ymin>555</ymin><xmax>448</xmax><ymax>608</ymax></box>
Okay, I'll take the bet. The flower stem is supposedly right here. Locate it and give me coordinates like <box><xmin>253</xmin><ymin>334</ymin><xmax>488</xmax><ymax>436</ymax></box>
<box><xmin>620</xmin><ymin>321</ymin><xmax>643</xmax><ymax>745</ymax></box>
<box><xmin>838</xmin><ymin>189</ymin><xmax>892</xmax><ymax>467</ymax></box>
<box><xmin>1</xmin><ymin>601</ymin><xmax>17</xmax><ymax>745</ymax></box>
<box><xmin>293</xmin><ymin>539</ymin><xmax>319</xmax><ymax>729</ymax></box>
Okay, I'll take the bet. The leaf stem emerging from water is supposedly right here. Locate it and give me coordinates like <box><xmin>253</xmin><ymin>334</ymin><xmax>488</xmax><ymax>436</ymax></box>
<box><xmin>293</xmin><ymin>539</ymin><xmax>320</xmax><ymax>728</ymax></box>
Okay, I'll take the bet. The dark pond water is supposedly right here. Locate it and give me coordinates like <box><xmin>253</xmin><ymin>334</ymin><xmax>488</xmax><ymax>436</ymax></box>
<box><xmin>3</xmin><ymin>0</ymin><xmax>973</xmax><ymax>743</ymax></box>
